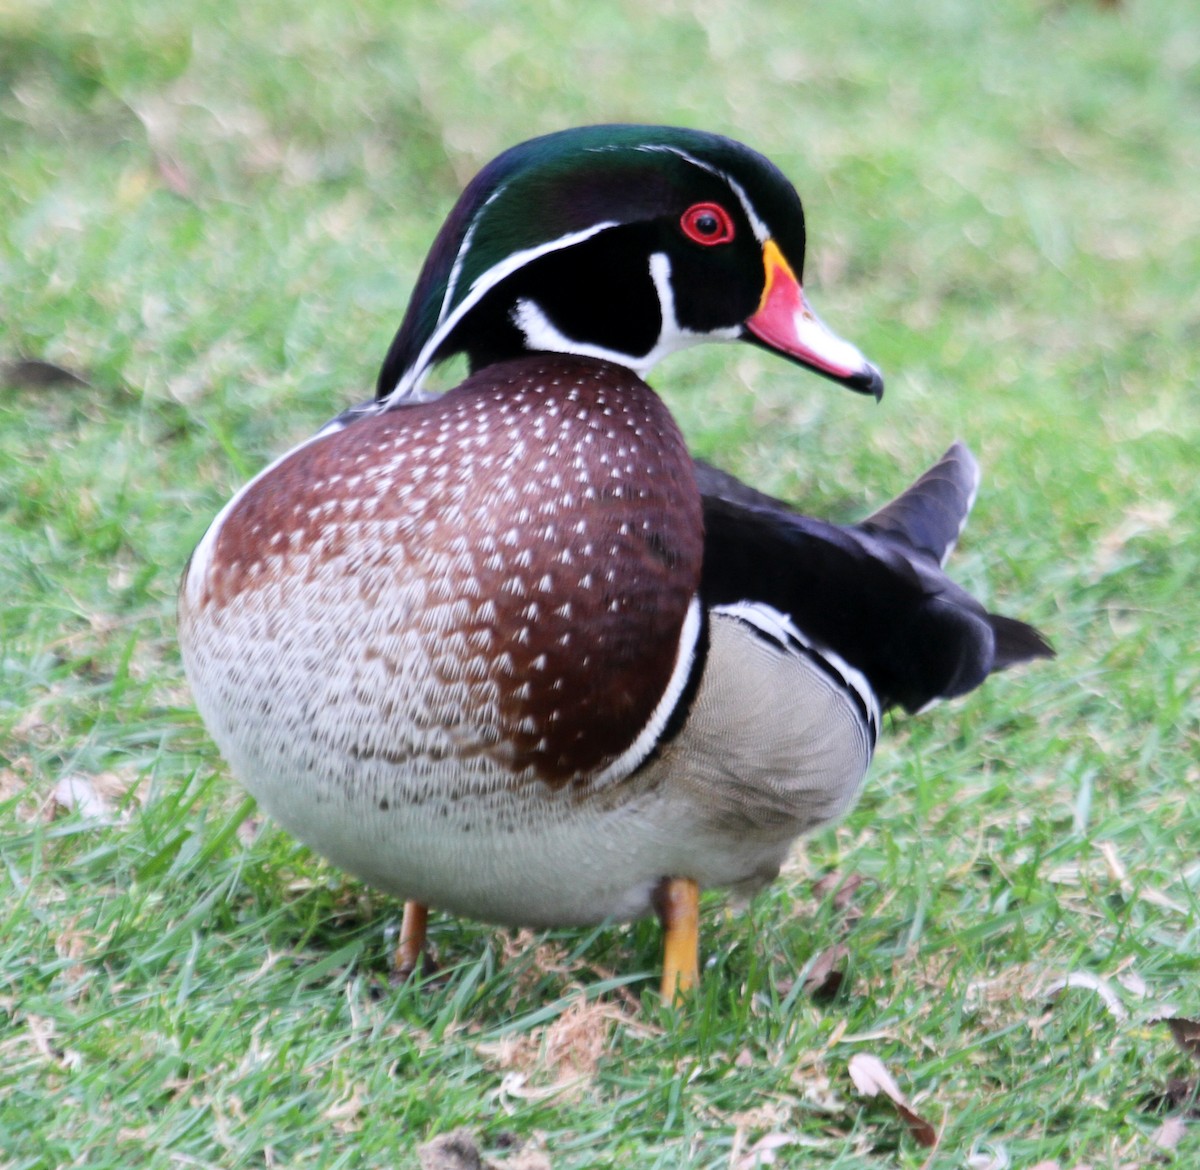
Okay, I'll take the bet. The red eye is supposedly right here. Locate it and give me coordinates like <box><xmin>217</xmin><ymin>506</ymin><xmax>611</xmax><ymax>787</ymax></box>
<box><xmin>680</xmin><ymin>202</ymin><xmax>735</xmax><ymax>246</ymax></box>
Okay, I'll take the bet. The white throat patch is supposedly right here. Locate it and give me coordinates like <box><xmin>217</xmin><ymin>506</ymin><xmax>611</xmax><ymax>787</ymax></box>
<box><xmin>510</xmin><ymin>251</ymin><xmax>739</xmax><ymax>379</ymax></box>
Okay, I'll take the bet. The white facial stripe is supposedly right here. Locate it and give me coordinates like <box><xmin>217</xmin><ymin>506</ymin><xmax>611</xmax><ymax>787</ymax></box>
<box><xmin>648</xmin><ymin>252</ymin><xmax>740</xmax><ymax>354</ymax></box>
<box><xmin>439</xmin><ymin>178</ymin><xmax>520</xmax><ymax>319</ymax></box>
<box><xmin>387</xmin><ymin>219</ymin><xmax>620</xmax><ymax>402</ymax></box>
<box><xmin>592</xmin><ymin>594</ymin><xmax>703</xmax><ymax>787</ymax></box>
<box><xmin>439</xmin><ymin>218</ymin><xmax>481</xmax><ymax>335</ymax></box>
<box><xmin>511</xmin><ymin>253</ymin><xmax>738</xmax><ymax>378</ymax></box>
<box><xmin>648</xmin><ymin>251</ymin><xmax>677</xmax><ymax>331</ymax></box>
<box><xmin>510</xmin><ymin>298</ymin><xmax>656</xmax><ymax>373</ymax></box>
<box><xmin>637</xmin><ymin>143</ymin><xmax>772</xmax><ymax>243</ymax></box>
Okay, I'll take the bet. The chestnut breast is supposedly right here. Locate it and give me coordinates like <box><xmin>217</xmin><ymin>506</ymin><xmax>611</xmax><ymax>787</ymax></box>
<box><xmin>192</xmin><ymin>355</ymin><xmax>704</xmax><ymax>788</ymax></box>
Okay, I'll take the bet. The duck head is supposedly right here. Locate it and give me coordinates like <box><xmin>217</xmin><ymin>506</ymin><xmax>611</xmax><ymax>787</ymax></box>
<box><xmin>377</xmin><ymin>124</ymin><xmax>883</xmax><ymax>403</ymax></box>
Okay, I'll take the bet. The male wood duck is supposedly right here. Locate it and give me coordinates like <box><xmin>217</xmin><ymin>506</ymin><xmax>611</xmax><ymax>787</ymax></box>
<box><xmin>179</xmin><ymin>125</ymin><xmax>1052</xmax><ymax>999</ymax></box>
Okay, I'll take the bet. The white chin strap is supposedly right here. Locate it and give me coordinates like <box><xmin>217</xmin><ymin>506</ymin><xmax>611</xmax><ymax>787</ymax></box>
<box><xmin>511</xmin><ymin>251</ymin><xmax>740</xmax><ymax>379</ymax></box>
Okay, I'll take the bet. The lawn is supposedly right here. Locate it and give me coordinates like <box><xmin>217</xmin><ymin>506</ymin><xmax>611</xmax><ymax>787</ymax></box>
<box><xmin>2</xmin><ymin>0</ymin><xmax>1198</xmax><ymax>1166</ymax></box>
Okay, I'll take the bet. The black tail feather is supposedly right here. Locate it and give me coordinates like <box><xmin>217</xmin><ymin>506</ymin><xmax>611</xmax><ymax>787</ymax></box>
<box><xmin>989</xmin><ymin>612</ymin><xmax>1055</xmax><ymax>671</ymax></box>
<box><xmin>697</xmin><ymin>443</ymin><xmax>1052</xmax><ymax>714</ymax></box>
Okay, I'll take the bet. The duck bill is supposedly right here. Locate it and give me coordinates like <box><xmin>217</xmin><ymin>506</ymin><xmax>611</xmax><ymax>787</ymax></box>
<box><xmin>745</xmin><ymin>239</ymin><xmax>884</xmax><ymax>400</ymax></box>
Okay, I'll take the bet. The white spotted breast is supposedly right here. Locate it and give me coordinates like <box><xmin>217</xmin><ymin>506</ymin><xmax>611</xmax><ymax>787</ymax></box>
<box><xmin>178</xmin><ymin>354</ymin><xmax>704</xmax><ymax>808</ymax></box>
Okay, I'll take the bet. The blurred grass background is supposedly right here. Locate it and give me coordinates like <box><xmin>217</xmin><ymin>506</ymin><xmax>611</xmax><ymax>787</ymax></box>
<box><xmin>1</xmin><ymin>0</ymin><xmax>1198</xmax><ymax>1166</ymax></box>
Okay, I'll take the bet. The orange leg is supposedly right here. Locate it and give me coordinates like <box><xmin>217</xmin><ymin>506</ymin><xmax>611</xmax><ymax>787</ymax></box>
<box><xmin>654</xmin><ymin>877</ymin><xmax>700</xmax><ymax>1002</ymax></box>
<box><xmin>394</xmin><ymin>900</ymin><xmax>429</xmax><ymax>979</ymax></box>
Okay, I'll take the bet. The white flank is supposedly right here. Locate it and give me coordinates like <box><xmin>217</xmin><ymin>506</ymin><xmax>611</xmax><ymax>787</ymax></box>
<box><xmin>713</xmin><ymin>600</ymin><xmax>881</xmax><ymax>734</ymax></box>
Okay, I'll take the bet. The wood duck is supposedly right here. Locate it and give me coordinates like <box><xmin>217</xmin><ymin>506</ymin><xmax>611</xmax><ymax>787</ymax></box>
<box><xmin>179</xmin><ymin>125</ymin><xmax>1052</xmax><ymax>999</ymax></box>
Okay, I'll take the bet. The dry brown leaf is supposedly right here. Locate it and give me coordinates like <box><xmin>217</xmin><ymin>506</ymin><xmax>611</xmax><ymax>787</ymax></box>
<box><xmin>324</xmin><ymin>1085</ymin><xmax>365</xmax><ymax>1134</ymax></box>
<box><xmin>478</xmin><ymin>993</ymin><xmax>643</xmax><ymax>1107</ymax></box>
<box><xmin>811</xmin><ymin>871</ymin><xmax>867</xmax><ymax>912</ymax></box>
<box><xmin>20</xmin><ymin>1013</ymin><xmax>82</xmax><ymax>1069</ymax></box>
<box><xmin>1097</xmin><ymin>840</ymin><xmax>1128</xmax><ymax>886</ymax></box>
<box><xmin>0</xmin><ymin>766</ymin><xmax>42</xmax><ymax>823</ymax></box>
<box><xmin>496</xmin><ymin>1146</ymin><xmax>551</xmax><ymax>1170</ymax></box>
<box><xmin>848</xmin><ymin>1053</ymin><xmax>904</xmax><ymax>1100</ymax></box>
<box><xmin>1049</xmin><ymin>851</ymin><xmax>1185</xmax><ymax>915</ymax></box>
<box><xmin>1161</xmin><ymin>1017</ymin><xmax>1200</xmax><ymax>1061</ymax></box>
<box><xmin>1094</xmin><ymin>501</ymin><xmax>1174</xmax><ymax>577</ymax></box>
<box><xmin>847</xmin><ymin>1053</ymin><xmax>938</xmax><ymax>1148</ymax></box>
<box><xmin>541</xmin><ymin>996</ymin><xmax>611</xmax><ymax>1081</ymax></box>
<box><xmin>894</xmin><ymin>1099</ymin><xmax>938</xmax><ymax>1147</ymax></box>
<box><xmin>155</xmin><ymin>153</ymin><xmax>194</xmax><ymax>198</ymax></box>
<box><xmin>51</xmin><ymin>770</ymin><xmax>144</xmax><ymax>826</ymax></box>
<box><xmin>733</xmin><ymin>1132</ymin><xmax>794</xmax><ymax>1169</ymax></box>
<box><xmin>52</xmin><ymin>775</ymin><xmax>122</xmax><ymax>824</ymax></box>
<box><xmin>1142</xmin><ymin>1077</ymin><xmax>1199</xmax><ymax>1116</ymax></box>
<box><xmin>1151</xmin><ymin>1116</ymin><xmax>1188</xmax><ymax>1152</ymax></box>
<box><xmin>1</xmin><ymin>357</ymin><xmax>90</xmax><ymax>388</ymax></box>
<box><xmin>53</xmin><ymin>917</ymin><xmax>106</xmax><ymax>992</ymax></box>
<box><xmin>1115</xmin><ymin>970</ymin><xmax>1149</xmax><ymax>999</ymax></box>
<box><xmin>729</xmin><ymin>1102</ymin><xmax>794</xmax><ymax>1135</ymax></box>
<box><xmin>418</xmin><ymin>1130</ymin><xmax>487</xmax><ymax>1170</ymax></box>
<box><xmin>803</xmin><ymin>944</ymin><xmax>848</xmax><ymax>1001</ymax></box>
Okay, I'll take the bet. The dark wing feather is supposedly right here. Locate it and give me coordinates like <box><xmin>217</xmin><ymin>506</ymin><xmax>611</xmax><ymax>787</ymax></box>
<box><xmin>692</xmin><ymin>459</ymin><xmax>802</xmax><ymax>515</ymax></box>
<box><xmin>698</xmin><ymin>444</ymin><xmax>1052</xmax><ymax>714</ymax></box>
<box><xmin>858</xmin><ymin>440</ymin><xmax>979</xmax><ymax>566</ymax></box>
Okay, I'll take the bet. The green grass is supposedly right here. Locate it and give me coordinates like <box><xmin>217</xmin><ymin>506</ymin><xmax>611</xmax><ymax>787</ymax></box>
<box><xmin>2</xmin><ymin>0</ymin><xmax>1199</xmax><ymax>1165</ymax></box>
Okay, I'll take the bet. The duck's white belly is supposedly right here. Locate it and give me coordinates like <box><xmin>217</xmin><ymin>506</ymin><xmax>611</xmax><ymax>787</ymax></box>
<box><xmin>183</xmin><ymin>589</ymin><xmax>872</xmax><ymax>925</ymax></box>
